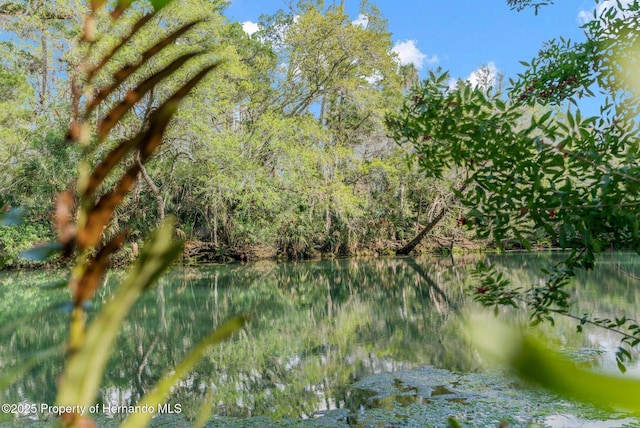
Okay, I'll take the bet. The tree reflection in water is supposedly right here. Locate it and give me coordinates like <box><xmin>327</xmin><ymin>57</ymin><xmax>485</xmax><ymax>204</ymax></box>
<box><xmin>1</xmin><ymin>253</ymin><xmax>639</xmax><ymax>422</ymax></box>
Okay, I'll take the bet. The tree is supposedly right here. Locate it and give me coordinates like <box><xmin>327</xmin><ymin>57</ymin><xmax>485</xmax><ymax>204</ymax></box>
<box><xmin>0</xmin><ymin>0</ymin><xmax>435</xmax><ymax>260</ymax></box>
<box><xmin>0</xmin><ymin>64</ymin><xmax>35</xmax><ymax>200</ymax></box>
<box><xmin>258</xmin><ymin>0</ymin><xmax>406</xmax><ymax>252</ymax></box>
<box><xmin>0</xmin><ymin>0</ymin><xmax>82</xmax><ymax>117</ymax></box>
<box><xmin>388</xmin><ymin>0</ymin><xmax>640</xmax><ymax>368</ymax></box>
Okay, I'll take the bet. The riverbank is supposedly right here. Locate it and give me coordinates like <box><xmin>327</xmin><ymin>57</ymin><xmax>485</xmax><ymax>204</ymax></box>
<box><xmin>0</xmin><ymin>235</ymin><xmax>490</xmax><ymax>271</ymax></box>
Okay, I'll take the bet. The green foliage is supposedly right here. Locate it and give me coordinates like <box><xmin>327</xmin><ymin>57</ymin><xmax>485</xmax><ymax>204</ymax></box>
<box><xmin>388</xmin><ymin>0</ymin><xmax>640</xmax><ymax>369</ymax></box>
<box><xmin>0</xmin><ymin>221</ymin><xmax>52</xmax><ymax>267</ymax></box>
<box><xmin>471</xmin><ymin>262</ymin><xmax>520</xmax><ymax>313</ymax></box>
<box><xmin>0</xmin><ymin>0</ymin><xmax>437</xmax><ymax>260</ymax></box>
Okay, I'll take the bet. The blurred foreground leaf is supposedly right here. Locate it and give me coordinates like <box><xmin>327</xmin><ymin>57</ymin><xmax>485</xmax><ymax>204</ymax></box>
<box><xmin>471</xmin><ymin>317</ymin><xmax>640</xmax><ymax>412</ymax></box>
<box><xmin>56</xmin><ymin>219</ymin><xmax>183</xmax><ymax>411</ymax></box>
<box><xmin>19</xmin><ymin>242</ymin><xmax>63</xmax><ymax>261</ymax></box>
<box><xmin>0</xmin><ymin>208</ymin><xmax>25</xmax><ymax>226</ymax></box>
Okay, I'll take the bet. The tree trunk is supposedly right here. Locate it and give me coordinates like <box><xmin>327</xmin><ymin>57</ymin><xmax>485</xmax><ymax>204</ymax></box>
<box><xmin>416</xmin><ymin>194</ymin><xmax>423</xmax><ymax>233</ymax></box>
<box><xmin>319</xmin><ymin>94</ymin><xmax>326</xmax><ymax>126</ymax></box>
<box><xmin>397</xmin><ymin>180</ymin><xmax>405</xmax><ymax>223</ymax></box>
<box><xmin>402</xmin><ymin>258</ymin><xmax>455</xmax><ymax>314</ymax></box>
<box><xmin>138</xmin><ymin>159</ymin><xmax>165</xmax><ymax>224</ymax></box>
<box><xmin>213</xmin><ymin>203</ymin><xmax>218</xmax><ymax>247</ymax></box>
<box><xmin>40</xmin><ymin>31</ymin><xmax>48</xmax><ymax>113</ymax></box>
<box><xmin>396</xmin><ymin>182</ymin><xmax>467</xmax><ymax>255</ymax></box>
<box><xmin>396</xmin><ymin>206</ymin><xmax>448</xmax><ymax>255</ymax></box>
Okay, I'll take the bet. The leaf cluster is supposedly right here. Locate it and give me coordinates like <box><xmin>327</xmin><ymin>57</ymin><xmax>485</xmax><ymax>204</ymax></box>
<box><xmin>388</xmin><ymin>2</ymin><xmax>640</xmax><ymax>366</ymax></box>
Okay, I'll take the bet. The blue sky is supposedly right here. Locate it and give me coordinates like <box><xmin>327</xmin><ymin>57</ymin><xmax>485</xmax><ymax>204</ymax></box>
<box><xmin>224</xmin><ymin>0</ymin><xmax>604</xmax><ymax>87</ymax></box>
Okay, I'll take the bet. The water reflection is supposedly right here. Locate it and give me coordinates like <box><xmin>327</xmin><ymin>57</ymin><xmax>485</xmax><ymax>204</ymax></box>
<box><xmin>1</xmin><ymin>253</ymin><xmax>640</xmax><ymax>423</ymax></box>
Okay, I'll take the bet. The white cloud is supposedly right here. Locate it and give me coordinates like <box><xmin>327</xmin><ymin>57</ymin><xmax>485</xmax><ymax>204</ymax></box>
<box><xmin>467</xmin><ymin>62</ymin><xmax>499</xmax><ymax>90</ymax></box>
<box><xmin>241</xmin><ymin>21</ymin><xmax>259</xmax><ymax>36</ymax></box>
<box><xmin>447</xmin><ymin>77</ymin><xmax>460</xmax><ymax>92</ymax></box>
<box><xmin>352</xmin><ymin>13</ymin><xmax>369</xmax><ymax>28</ymax></box>
<box><xmin>577</xmin><ymin>0</ymin><xmax>635</xmax><ymax>23</ymax></box>
<box><xmin>365</xmin><ymin>71</ymin><xmax>383</xmax><ymax>85</ymax></box>
<box><xmin>391</xmin><ymin>40</ymin><xmax>437</xmax><ymax>71</ymax></box>
<box><xmin>577</xmin><ymin>9</ymin><xmax>593</xmax><ymax>23</ymax></box>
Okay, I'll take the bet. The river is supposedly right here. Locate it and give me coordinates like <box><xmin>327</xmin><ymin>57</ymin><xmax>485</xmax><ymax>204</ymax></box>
<box><xmin>1</xmin><ymin>252</ymin><xmax>640</xmax><ymax>427</ymax></box>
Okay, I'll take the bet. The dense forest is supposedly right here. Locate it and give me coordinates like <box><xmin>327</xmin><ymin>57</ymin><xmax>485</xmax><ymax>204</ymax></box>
<box><xmin>5</xmin><ymin>0</ymin><xmax>636</xmax><ymax>268</ymax></box>
<box><xmin>0</xmin><ymin>0</ymin><xmax>484</xmax><ymax>267</ymax></box>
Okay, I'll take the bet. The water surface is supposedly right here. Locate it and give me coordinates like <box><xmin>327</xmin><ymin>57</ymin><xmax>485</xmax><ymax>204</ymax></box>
<box><xmin>1</xmin><ymin>253</ymin><xmax>640</xmax><ymax>427</ymax></box>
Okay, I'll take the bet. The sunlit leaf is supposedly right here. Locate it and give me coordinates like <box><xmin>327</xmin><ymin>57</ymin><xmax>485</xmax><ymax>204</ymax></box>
<box><xmin>193</xmin><ymin>390</ymin><xmax>216</xmax><ymax>428</ymax></box>
<box><xmin>149</xmin><ymin>0</ymin><xmax>172</xmax><ymax>11</ymax></box>
<box><xmin>471</xmin><ymin>318</ymin><xmax>640</xmax><ymax>412</ymax></box>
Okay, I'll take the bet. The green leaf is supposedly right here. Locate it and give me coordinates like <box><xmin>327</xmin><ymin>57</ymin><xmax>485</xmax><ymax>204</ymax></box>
<box><xmin>447</xmin><ymin>417</ymin><xmax>463</xmax><ymax>428</ymax></box>
<box><xmin>149</xmin><ymin>0</ymin><xmax>173</xmax><ymax>11</ymax></box>
<box><xmin>566</xmin><ymin>109</ymin><xmax>574</xmax><ymax>129</ymax></box>
<box><xmin>56</xmin><ymin>219</ymin><xmax>183</xmax><ymax>411</ymax></box>
<box><xmin>120</xmin><ymin>314</ymin><xmax>249</xmax><ymax>428</ymax></box>
<box><xmin>538</xmin><ymin>110</ymin><xmax>553</xmax><ymax>125</ymax></box>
